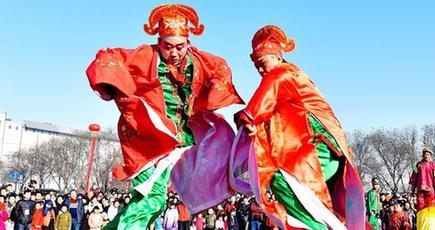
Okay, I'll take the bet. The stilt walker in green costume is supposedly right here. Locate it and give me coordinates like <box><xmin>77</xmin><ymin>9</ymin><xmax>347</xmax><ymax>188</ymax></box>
<box><xmin>366</xmin><ymin>178</ymin><xmax>381</xmax><ymax>230</ymax></box>
<box><xmin>86</xmin><ymin>4</ymin><xmax>243</xmax><ymax>229</ymax></box>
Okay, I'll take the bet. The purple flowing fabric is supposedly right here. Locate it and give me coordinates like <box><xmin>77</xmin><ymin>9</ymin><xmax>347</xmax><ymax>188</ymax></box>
<box><xmin>329</xmin><ymin>160</ymin><xmax>367</xmax><ymax>229</ymax></box>
<box><xmin>344</xmin><ymin>161</ymin><xmax>366</xmax><ymax>229</ymax></box>
<box><xmin>229</xmin><ymin>129</ymin><xmax>287</xmax><ymax>229</ymax></box>
<box><xmin>228</xmin><ymin>128</ymin><xmax>252</xmax><ymax>193</ymax></box>
<box><xmin>170</xmin><ymin>111</ymin><xmax>236</xmax><ymax>213</ymax></box>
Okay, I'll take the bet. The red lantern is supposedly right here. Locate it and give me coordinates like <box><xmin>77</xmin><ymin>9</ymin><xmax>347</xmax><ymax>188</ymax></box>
<box><xmin>88</xmin><ymin>123</ymin><xmax>101</xmax><ymax>132</ymax></box>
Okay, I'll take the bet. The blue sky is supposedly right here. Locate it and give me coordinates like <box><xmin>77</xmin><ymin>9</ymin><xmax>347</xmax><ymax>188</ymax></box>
<box><xmin>0</xmin><ymin>1</ymin><xmax>434</xmax><ymax>132</ymax></box>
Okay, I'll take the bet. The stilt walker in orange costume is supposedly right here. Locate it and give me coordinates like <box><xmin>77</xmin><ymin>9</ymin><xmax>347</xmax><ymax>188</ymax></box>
<box><xmin>233</xmin><ymin>25</ymin><xmax>366</xmax><ymax>229</ymax></box>
<box><xmin>86</xmin><ymin>4</ymin><xmax>243</xmax><ymax>229</ymax></box>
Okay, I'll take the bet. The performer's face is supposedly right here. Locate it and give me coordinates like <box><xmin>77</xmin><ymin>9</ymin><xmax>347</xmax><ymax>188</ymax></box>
<box><xmin>374</xmin><ymin>184</ymin><xmax>380</xmax><ymax>191</ymax></box>
<box><xmin>158</xmin><ymin>36</ymin><xmax>189</xmax><ymax>66</ymax></box>
<box><xmin>423</xmin><ymin>151</ymin><xmax>432</xmax><ymax>161</ymax></box>
<box><xmin>253</xmin><ymin>55</ymin><xmax>282</xmax><ymax>77</ymax></box>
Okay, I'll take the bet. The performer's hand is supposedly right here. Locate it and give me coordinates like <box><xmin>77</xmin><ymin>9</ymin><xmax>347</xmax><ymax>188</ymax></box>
<box><xmin>234</xmin><ymin>110</ymin><xmax>251</xmax><ymax>130</ymax></box>
<box><xmin>234</xmin><ymin>110</ymin><xmax>245</xmax><ymax>129</ymax></box>
<box><xmin>244</xmin><ymin>124</ymin><xmax>257</xmax><ymax>136</ymax></box>
<box><xmin>235</xmin><ymin>118</ymin><xmax>245</xmax><ymax>130</ymax></box>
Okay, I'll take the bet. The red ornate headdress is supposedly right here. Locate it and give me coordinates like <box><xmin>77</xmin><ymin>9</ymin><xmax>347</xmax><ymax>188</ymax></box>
<box><xmin>144</xmin><ymin>4</ymin><xmax>204</xmax><ymax>38</ymax></box>
<box><xmin>250</xmin><ymin>25</ymin><xmax>295</xmax><ymax>60</ymax></box>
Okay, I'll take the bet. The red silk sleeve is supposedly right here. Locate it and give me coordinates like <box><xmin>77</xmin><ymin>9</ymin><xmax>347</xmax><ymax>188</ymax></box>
<box><xmin>244</xmin><ymin>68</ymin><xmax>295</xmax><ymax>125</ymax></box>
<box><xmin>190</xmin><ymin>48</ymin><xmax>244</xmax><ymax>112</ymax></box>
<box><xmin>205</xmin><ymin>57</ymin><xmax>244</xmax><ymax>109</ymax></box>
<box><xmin>86</xmin><ymin>48</ymin><xmax>136</xmax><ymax>100</ymax></box>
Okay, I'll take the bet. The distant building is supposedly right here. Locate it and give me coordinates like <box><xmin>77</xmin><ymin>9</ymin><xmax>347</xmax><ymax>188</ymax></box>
<box><xmin>0</xmin><ymin>111</ymin><xmax>120</xmax><ymax>191</ymax></box>
<box><xmin>0</xmin><ymin>112</ymin><xmax>74</xmax><ymax>163</ymax></box>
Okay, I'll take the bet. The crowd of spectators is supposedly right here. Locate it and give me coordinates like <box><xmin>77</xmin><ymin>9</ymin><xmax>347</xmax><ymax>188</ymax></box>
<box><xmin>0</xmin><ymin>182</ymin><xmax>431</xmax><ymax>230</ymax></box>
<box><xmin>155</xmin><ymin>190</ymin><xmax>279</xmax><ymax>230</ymax></box>
<box><xmin>374</xmin><ymin>191</ymin><xmax>417</xmax><ymax>230</ymax></box>
<box><xmin>0</xmin><ymin>182</ymin><xmax>280</xmax><ymax>230</ymax></box>
<box><xmin>365</xmin><ymin>147</ymin><xmax>435</xmax><ymax>230</ymax></box>
<box><xmin>0</xmin><ymin>183</ymin><xmax>130</xmax><ymax>230</ymax></box>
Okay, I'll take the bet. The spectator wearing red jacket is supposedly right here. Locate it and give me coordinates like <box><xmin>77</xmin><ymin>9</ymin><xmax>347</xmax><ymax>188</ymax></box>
<box><xmin>177</xmin><ymin>200</ymin><xmax>190</xmax><ymax>230</ymax></box>
<box><xmin>32</xmin><ymin>202</ymin><xmax>44</xmax><ymax>230</ymax></box>
<box><xmin>193</xmin><ymin>213</ymin><xmax>205</xmax><ymax>230</ymax></box>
